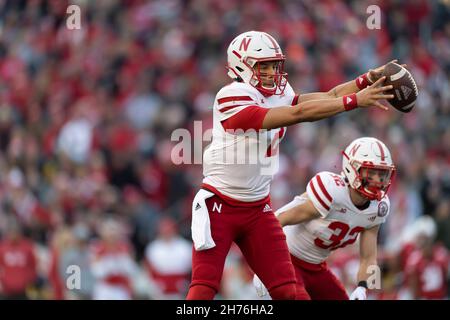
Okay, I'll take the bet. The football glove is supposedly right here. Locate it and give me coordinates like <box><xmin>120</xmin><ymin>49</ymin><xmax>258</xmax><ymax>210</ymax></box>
<box><xmin>253</xmin><ymin>274</ymin><xmax>269</xmax><ymax>298</ymax></box>
<box><xmin>350</xmin><ymin>286</ymin><xmax>367</xmax><ymax>300</ymax></box>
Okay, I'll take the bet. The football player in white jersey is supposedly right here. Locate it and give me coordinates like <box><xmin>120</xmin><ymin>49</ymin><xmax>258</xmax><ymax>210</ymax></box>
<box><xmin>187</xmin><ymin>30</ymin><xmax>396</xmax><ymax>300</ymax></box>
<box><xmin>253</xmin><ymin>137</ymin><xmax>395</xmax><ymax>300</ymax></box>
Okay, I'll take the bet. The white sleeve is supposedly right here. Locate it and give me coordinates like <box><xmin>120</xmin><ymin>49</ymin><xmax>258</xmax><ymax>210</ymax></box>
<box><xmin>282</xmin><ymin>82</ymin><xmax>298</xmax><ymax>106</ymax></box>
<box><xmin>306</xmin><ymin>172</ymin><xmax>337</xmax><ymax>218</ymax></box>
<box><xmin>275</xmin><ymin>194</ymin><xmax>308</xmax><ymax>217</ymax></box>
<box><xmin>215</xmin><ymin>85</ymin><xmax>260</xmax><ymax>122</ymax></box>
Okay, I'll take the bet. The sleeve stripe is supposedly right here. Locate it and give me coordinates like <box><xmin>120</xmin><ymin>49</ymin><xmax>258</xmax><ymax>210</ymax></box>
<box><xmin>218</xmin><ymin>96</ymin><xmax>254</xmax><ymax>105</ymax></box>
<box><xmin>316</xmin><ymin>175</ymin><xmax>333</xmax><ymax>202</ymax></box>
<box><xmin>291</xmin><ymin>94</ymin><xmax>299</xmax><ymax>106</ymax></box>
<box><xmin>309</xmin><ymin>181</ymin><xmax>330</xmax><ymax>211</ymax></box>
<box><xmin>221</xmin><ymin>105</ymin><xmax>269</xmax><ymax>131</ymax></box>
<box><xmin>218</xmin><ymin>104</ymin><xmax>244</xmax><ymax>112</ymax></box>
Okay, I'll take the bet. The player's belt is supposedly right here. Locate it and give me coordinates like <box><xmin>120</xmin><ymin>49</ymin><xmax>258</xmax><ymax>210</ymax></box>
<box><xmin>290</xmin><ymin>254</ymin><xmax>327</xmax><ymax>272</ymax></box>
<box><xmin>201</xmin><ymin>183</ymin><xmax>270</xmax><ymax>207</ymax></box>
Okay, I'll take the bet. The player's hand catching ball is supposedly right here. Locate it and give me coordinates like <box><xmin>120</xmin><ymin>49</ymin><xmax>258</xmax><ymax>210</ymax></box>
<box><xmin>367</xmin><ymin>59</ymin><xmax>407</xmax><ymax>83</ymax></box>
<box><xmin>356</xmin><ymin>76</ymin><xmax>394</xmax><ymax>110</ymax></box>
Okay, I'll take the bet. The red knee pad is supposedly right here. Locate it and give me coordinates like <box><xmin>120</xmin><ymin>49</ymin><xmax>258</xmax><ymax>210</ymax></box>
<box><xmin>269</xmin><ymin>283</ymin><xmax>297</xmax><ymax>300</ymax></box>
<box><xmin>186</xmin><ymin>284</ymin><xmax>216</xmax><ymax>300</ymax></box>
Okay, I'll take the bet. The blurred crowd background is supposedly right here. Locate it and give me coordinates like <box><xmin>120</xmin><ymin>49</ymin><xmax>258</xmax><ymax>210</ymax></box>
<box><xmin>0</xmin><ymin>0</ymin><xmax>449</xmax><ymax>300</ymax></box>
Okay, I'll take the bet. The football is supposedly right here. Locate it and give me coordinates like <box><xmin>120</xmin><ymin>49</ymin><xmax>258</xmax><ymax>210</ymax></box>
<box><xmin>382</xmin><ymin>62</ymin><xmax>418</xmax><ymax>113</ymax></box>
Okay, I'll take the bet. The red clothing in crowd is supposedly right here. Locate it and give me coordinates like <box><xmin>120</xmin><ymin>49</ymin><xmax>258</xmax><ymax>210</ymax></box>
<box><xmin>0</xmin><ymin>238</ymin><xmax>37</xmax><ymax>296</ymax></box>
<box><xmin>405</xmin><ymin>245</ymin><xmax>448</xmax><ymax>299</ymax></box>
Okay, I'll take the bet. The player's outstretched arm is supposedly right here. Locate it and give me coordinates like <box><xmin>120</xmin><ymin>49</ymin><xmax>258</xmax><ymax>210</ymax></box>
<box><xmin>262</xmin><ymin>77</ymin><xmax>394</xmax><ymax>130</ymax></box>
<box><xmin>298</xmin><ymin>60</ymin><xmax>403</xmax><ymax>103</ymax></box>
<box><xmin>350</xmin><ymin>225</ymin><xmax>380</xmax><ymax>300</ymax></box>
<box><xmin>276</xmin><ymin>196</ymin><xmax>321</xmax><ymax>227</ymax></box>
<box><xmin>298</xmin><ymin>78</ymin><xmax>362</xmax><ymax>102</ymax></box>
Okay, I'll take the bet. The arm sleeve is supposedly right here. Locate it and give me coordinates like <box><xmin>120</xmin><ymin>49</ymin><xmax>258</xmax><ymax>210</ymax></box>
<box><xmin>306</xmin><ymin>172</ymin><xmax>335</xmax><ymax>217</ymax></box>
<box><xmin>282</xmin><ymin>82</ymin><xmax>298</xmax><ymax>106</ymax></box>
<box><xmin>215</xmin><ymin>85</ymin><xmax>260</xmax><ymax>120</ymax></box>
<box><xmin>221</xmin><ymin>105</ymin><xmax>270</xmax><ymax>131</ymax></box>
<box><xmin>291</xmin><ymin>94</ymin><xmax>299</xmax><ymax>106</ymax></box>
<box><xmin>275</xmin><ymin>194</ymin><xmax>308</xmax><ymax>217</ymax></box>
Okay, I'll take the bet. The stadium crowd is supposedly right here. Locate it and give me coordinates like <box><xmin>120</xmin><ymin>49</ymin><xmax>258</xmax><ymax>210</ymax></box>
<box><xmin>0</xmin><ymin>0</ymin><xmax>449</xmax><ymax>299</ymax></box>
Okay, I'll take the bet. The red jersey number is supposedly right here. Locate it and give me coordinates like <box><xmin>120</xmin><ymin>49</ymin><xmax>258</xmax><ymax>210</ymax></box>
<box><xmin>314</xmin><ymin>221</ymin><xmax>364</xmax><ymax>250</ymax></box>
<box><xmin>332</xmin><ymin>174</ymin><xmax>346</xmax><ymax>187</ymax></box>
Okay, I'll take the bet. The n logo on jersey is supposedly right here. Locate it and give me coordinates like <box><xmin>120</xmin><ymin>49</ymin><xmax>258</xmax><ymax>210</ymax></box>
<box><xmin>212</xmin><ymin>202</ymin><xmax>222</xmax><ymax>213</ymax></box>
<box><xmin>240</xmin><ymin>37</ymin><xmax>252</xmax><ymax>51</ymax></box>
<box><xmin>378</xmin><ymin>201</ymin><xmax>388</xmax><ymax>217</ymax></box>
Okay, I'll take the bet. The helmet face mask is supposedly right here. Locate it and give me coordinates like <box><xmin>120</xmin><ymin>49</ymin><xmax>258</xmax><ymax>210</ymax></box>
<box><xmin>227</xmin><ymin>31</ymin><xmax>288</xmax><ymax>96</ymax></box>
<box><xmin>356</xmin><ymin>162</ymin><xmax>395</xmax><ymax>201</ymax></box>
<box><xmin>342</xmin><ymin>138</ymin><xmax>396</xmax><ymax>201</ymax></box>
<box><xmin>252</xmin><ymin>59</ymin><xmax>287</xmax><ymax>95</ymax></box>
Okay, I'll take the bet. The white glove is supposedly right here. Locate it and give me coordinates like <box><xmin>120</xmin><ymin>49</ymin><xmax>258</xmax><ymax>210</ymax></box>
<box><xmin>253</xmin><ymin>275</ymin><xmax>269</xmax><ymax>298</ymax></box>
<box><xmin>350</xmin><ymin>286</ymin><xmax>367</xmax><ymax>300</ymax></box>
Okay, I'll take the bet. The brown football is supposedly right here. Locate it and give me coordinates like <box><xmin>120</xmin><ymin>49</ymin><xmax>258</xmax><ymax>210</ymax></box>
<box><xmin>382</xmin><ymin>62</ymin><xmax>418</xmax><ymax>113</ymax></box>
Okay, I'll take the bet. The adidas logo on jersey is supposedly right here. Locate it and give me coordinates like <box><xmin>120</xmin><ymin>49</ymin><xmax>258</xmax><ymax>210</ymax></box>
<box><xmin>263</xmin><ymin>204</ymin><xmax>272</xmax><ymax>213</ymax></box>
<box><xmin>368</xmin><ymin>216</ymin><xmax>376</xmax><ymax>222</ymax></box>
<box><xmin>195</xmin><ymin>203</ymin><xmax>201</xmax><ymax>210</ymax></box>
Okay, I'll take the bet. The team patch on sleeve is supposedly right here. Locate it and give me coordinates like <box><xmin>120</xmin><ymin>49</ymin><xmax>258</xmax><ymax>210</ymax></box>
<box><xmin>375</xmin><ymin>196</ymin><xmax>390</xmax><ymax>224</ymax></box>
<box><xmin>306</xmin><ymin>173</ymin><xmax>334</xmax><ymax>217</ymax></box>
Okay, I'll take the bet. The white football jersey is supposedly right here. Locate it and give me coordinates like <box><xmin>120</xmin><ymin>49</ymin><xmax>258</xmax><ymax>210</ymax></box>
<box><xmin>278</xmin><ymin>171</ymin><xmax>390</xmax><ymax>264</ymax></box>
<box><xmin>203</xmin><ymin>81</ymin><xmax>297</xmax><ymax>202</ymax></box>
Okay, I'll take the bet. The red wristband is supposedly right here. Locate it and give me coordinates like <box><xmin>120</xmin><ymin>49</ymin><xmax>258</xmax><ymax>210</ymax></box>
<box><xmin>343</xmin><ymin>93</ymin><xmax>358</xmax><ymax>111</ymax></box>
<box><xmin>355</xmin><ymin>73</ymin><xmax>370</xmax><ymax>90</ymax></box>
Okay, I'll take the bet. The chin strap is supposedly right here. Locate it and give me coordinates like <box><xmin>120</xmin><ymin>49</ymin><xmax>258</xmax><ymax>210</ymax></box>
<box><xmin>375</xmin><ymin>190</ymin><xmax>382</xmax><ymax>201</ymax></box>
<box><xmin>359</xmin><ymin>186</ymin><xmax>383</xmax><ymax>201</ymax></box>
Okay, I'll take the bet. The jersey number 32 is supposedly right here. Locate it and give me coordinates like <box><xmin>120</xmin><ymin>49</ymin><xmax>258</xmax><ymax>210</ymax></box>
<box><xmin>314</xmin><ymin>221</ymin><xmax>364</xmax><ymax>250</ymax></box>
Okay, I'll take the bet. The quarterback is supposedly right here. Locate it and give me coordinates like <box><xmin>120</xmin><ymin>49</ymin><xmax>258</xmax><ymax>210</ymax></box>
<box><xmin>254</xmin><ymin>137</ymin><xmax>395</xmax><ymax>300</ymax></box>
<box><xmin>187</xmin><ymin>30</ymin><xmax>395</xmax><ymax>300</ymax></box>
